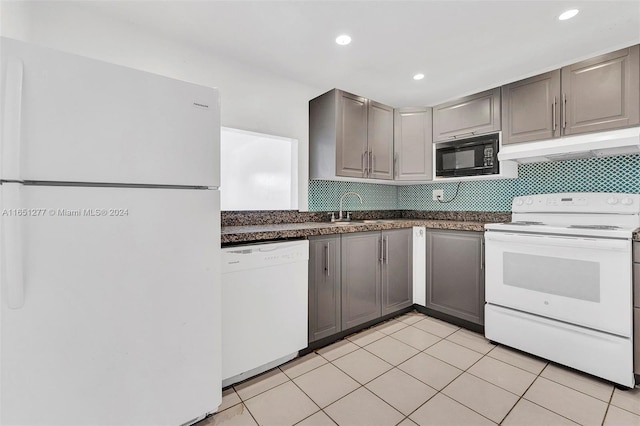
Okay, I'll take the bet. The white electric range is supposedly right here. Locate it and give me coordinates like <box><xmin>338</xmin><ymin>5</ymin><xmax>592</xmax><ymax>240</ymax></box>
<box><xmin>484</xmin><ymin>192</ymin><xmax>640</xmax><ymax>388</ymax></box>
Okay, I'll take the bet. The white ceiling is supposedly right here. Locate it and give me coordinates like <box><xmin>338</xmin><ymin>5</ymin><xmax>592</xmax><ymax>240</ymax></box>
<box><xmin>58</xmin><ymin>1</ymin><xmax>640</xmax><ymax>106</ymax></box>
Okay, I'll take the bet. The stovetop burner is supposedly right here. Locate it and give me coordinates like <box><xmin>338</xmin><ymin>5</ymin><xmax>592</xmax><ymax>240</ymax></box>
<box><xmin>568</xmin><ymin>225</ymin><xmax>621</xmax><ymax>230</ymax></box>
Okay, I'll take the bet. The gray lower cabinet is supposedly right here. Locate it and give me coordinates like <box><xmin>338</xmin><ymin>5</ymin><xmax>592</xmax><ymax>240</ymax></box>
<box><xmin>309</xmin><ymin>229</ymin><xmax>414</xmax><ymax>341</ymax></box>
<box><xmin>341</xmin><ymin>231</ymin><xmax>382</xmax><ymax>330</ymax></box>
<box><xmin>633</xmin><ymin>242</ymin><xmax>639</xmax><ymax>374</ymax></box>
<box><xmin>426</xmin><ymin>230</ymin><xmax>484</xmax><ymax>325</ymax></box>
<box><xmin>394</xmin><ymin>107</ymin><xmax>433</xmax><ymax>181</ymax></box>
<box><xmin>382</xmin><ymin>229</ymin><xmax>413</xmax><ymax>315</ymax></box>
<box><xmin>432</xmin><ymin>88</ymin><xmax>501</xmax><ymax>142</ymax></box>
<box><xmin>502</xmin><ymin>70</ymin><xmax>561</xmax><ymax>145</ymax></box>
<box><xmin>308</xmin><ymin>235</ymin><xmax>341</xmax><ymax>343</ymax></box>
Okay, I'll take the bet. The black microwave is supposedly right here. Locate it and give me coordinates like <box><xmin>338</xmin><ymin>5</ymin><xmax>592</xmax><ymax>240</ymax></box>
<box><xmin>435</xmin><ymin>134</ymin><xmax>500</xmax><ymax>178</ymax></box>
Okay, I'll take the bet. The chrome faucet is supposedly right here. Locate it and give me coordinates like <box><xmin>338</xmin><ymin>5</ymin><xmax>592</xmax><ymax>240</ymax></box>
<box><xmin>336</xmin><ymin>191</ymin><xmax>363</xmax><ymax>221</ymax></box>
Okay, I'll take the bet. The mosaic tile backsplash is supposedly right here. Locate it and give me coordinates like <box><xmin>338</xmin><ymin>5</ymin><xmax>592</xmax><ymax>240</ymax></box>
<box><xmin>308</xmin><ymin>154</ymin><xmax>640</xmax><ymax>212</ymax></box>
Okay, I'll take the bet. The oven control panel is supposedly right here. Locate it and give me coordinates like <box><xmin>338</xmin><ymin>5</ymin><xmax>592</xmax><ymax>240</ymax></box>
<box><xmin>546</xmin><ymin>196</ymin><xmax>588</xmax><ymax>207</ymax></box>
<box><xmin>512</xmin><ymin>193</ymin><xmax>640</xmax><ymax>214</ymax></box>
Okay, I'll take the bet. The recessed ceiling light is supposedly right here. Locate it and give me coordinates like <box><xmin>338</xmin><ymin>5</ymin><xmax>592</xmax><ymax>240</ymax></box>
<box><xmin>558</xmin><ymin>9</ymin><xmax>579</xmax><ymax>20</ymax></box>
<box><xmin>335</xmin><ymin>35</ymin><xmax>352</xmax><ymax>45</ymax></box>
<box><xmin>413</xmin><ymin>73</ymin><xmax>425</xmax><ymax>80</ymax></box>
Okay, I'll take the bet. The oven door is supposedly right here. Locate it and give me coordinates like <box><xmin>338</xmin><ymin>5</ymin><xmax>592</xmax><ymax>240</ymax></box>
<box><xmin>485</xmin><ymin>231</ymin><xmax>632</xmax><ymax>337</ymax></box>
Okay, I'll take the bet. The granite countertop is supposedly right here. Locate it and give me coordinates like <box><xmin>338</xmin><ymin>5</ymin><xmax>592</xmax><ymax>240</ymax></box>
<box><xmin>634</xmin><ymin>229</ymin><xmax>640</xmax><ymax>242</ymax></box>
<box><xmin>222</xmin><ymin>219</ymin><xmax>490</xmax><ymax>244</ymax></box>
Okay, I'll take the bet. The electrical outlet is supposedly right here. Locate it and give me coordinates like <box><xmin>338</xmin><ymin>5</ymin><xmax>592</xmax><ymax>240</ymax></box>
<box><xmin>432</xmin><ymin>189</ymin><xmax>444</xmax><ymax>201</ymax></box>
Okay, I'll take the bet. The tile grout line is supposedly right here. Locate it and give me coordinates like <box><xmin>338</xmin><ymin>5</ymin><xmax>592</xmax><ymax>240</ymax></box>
<box><xmin>434</xmin><ymin>347</ymin><xmax>503</xmax><ymax>424</ymax></box>
<box><xmin>535</xmin><ymin>372</ymin><xmax>615</xmax><ymax>404</ymax></box>
<box><xmin>212</xmin><ymin>310</ymin><xmax>633</xmax><ymax>426</ymax></box>
<box><xmin>600</xmin><ymin>386</ymin><xmax>615</xmax><ymax>426</ymax></box>
<box><xmin>496</xmin><ymin>362</ymin><xmax>591</xmax><ymax>425</ymax></box>
<box><xmin>493</xmin><ymin>355</ymin><xmax>546</xmax><ymax>425</ymax></box>
<box><xmin>309</xmin><ymin>314</ymin><xmax>438</xmax><ymax>425</ymax></box>
<box><xmin>484</xmin><ymin>345</ymin><xmax>549</xmax><ymax>376</ymax></box>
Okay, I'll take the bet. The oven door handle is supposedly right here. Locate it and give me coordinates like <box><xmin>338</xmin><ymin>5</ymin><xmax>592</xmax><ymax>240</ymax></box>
<box><xmin>484</xmin><ymin>232</ymin><xmax>629</xmax><ymax>251</ymax></box>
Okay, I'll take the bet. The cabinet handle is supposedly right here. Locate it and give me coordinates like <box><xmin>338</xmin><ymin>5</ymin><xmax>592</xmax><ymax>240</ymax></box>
<box><xmin>371</xmin><ymin>152</ymin><xmax>375</xmax><ymax>176</ymax></box>
<box><xmin>362</xmin><ymin>151</ymin><xmax>367</xmax><ymax>176</ymax></box>
<box><xmin>450</xmin><ymin>131</ymin><xmax>476</xmax><ymax>140</ymax></box>
<box><xmin>385</xmin><ymin>236</ymin><xmax>389</xmax><ymax>265</ymax></box>
<box><xmin>562</xmin><ymin>93</ymin><xmax>567</xmax><ymax>130</ymax></box>
<box><xmin>379</xmin><ymin>237</ymin><xmax>384</xmax><ymax>263</ymax></box>
<box><xmin>394</xmin><ymin>153</ymin><xmax>398</xmax><ymax>178</ymax></box>
<box><xmin>480</xmin><ymin>240</ymin><xmax>484</xmax><ymax>270</ymax></box>
<box><xmin>552</xmin><ymin>96</ymin><xmax>557</xmax><ymax>132</ymax></box>
<box><xmin>324</xmin><ymin>243</ymin><xmax>330</xmax><ymax>276</ymax></box>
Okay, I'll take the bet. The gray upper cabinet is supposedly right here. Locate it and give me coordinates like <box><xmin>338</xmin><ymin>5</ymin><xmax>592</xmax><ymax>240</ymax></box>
<box><xmin>368</xmin><ymin>101</ymin><xmax>394</xmax><ymax>180</ymax></box>
<box><xmin>502</xmin><ymin>45</ymin><xmax>640</xmax><ymax>145</ymax></box>
<box><xmin>381</xmin><ymin>229</ymin><xmax>413</xmax><ymax>315</ymax></box>
<box><xmin>563</xmin><ymin>45</ymin><xmax>640</xmax><ymax>136</ymax></box>
<box><xmin>308</xmin><ymin>235</ymin><xmax>342</xmax><ymax>343</ymax></box>
<box><xmin>502</xmin><ymin>70</ymin><xmax>561</xmax><ymax>145</ymax></box>
<box><xmin>394</xmin><ymin>107</ymin><xmax>433</xmax><ymax>181</ymax></box>
<box><xmin>341</xmin><ymin>232</ymin><xmax>382</xmax><ymax>329</ymax></box>
<box><xmin>337</xmin><ymin>91</ymin><xmax>368</xmax><ymax>177</ymax></box>
<box><xmin>426</xmin><ymin>230</ymin><xmax>484</xmax><ymax>325</ymax></box>
<box><xmin>309</xmin><ymin>89</ymin><xmax>394</xmax><ymax>181</ymax></box>
<box><xmin>432</xmin><ymin>88</ymin><xmax>501</xmax><ymax>142</ymax></box>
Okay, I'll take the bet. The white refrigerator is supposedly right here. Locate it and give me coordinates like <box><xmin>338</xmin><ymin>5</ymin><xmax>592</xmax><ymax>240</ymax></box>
<box><xmin>0</xmin><ymin>37</ymin><xmax>222</xmax><ymax>425</ymax></box>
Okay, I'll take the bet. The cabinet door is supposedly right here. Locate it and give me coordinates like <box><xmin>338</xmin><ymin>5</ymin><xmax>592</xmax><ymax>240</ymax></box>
<box><xmin>394</xmin><ymin>107</ymin><xmax>433</xmax><ymax>180</ymax></box>
<box><xmin>562</xmin><ymin>45</ymin><xmax>640</xmax><ymax>136</ymax></box>
<box><xmin>426</xmin><ymin>230</ymin><xmax>484</xmax><ymax>325</ymax></box>
<box><xmin>382</xmin><ymin>229</ymin><xmax>413</xmax><ymax>315</ymax></box>
<box><xmin>308</xmin><ymin>235</ymin><xmax>342</xmax><ymax>343</ymax></box>
<box><xmin>502</xmin><ymin>70</ymin><xmax>561</xmax><ymax>145</ymax></box>
<box><xmin>341</xmin><ymin>232</ymin><xmax>382</xmax><ymax>329</ymax></box>
<box><xmin>336</xmin><ymin>91</ymin><xmax>368</xmax><ymax>178</ymax></box>
<box><xmin>368</xmin><ymin>100</ymin><xmax>394</xmax><ymax>180</ymax></box>
<box><xmin>433</xmin><ymin>88</ymin><xmax>501</xmax><ymax>142</ymax></box>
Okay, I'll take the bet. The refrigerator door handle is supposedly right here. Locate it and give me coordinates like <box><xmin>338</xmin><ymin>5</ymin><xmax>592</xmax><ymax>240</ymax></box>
<box><xmin>2</xmin><ymin>183</ymin><xmax>25</xmax><ymax>309</ymax></box>
<box><xmin>2</xmin><ymin>57</ymin><xmax>24</xmax><ymax>180</ymax></box>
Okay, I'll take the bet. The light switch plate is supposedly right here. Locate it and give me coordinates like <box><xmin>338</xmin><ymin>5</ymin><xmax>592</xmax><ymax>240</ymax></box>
<box><xmin>432</xmin><ymin>189</ymin><xmax>444</xmax><ymax>201</ymax></box>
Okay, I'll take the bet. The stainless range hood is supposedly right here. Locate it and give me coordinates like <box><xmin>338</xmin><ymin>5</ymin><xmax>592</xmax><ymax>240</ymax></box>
<box><xmin>498</xmin><ymin>127</ymin><xmax>640</xmax><ymax>164</ymax></box>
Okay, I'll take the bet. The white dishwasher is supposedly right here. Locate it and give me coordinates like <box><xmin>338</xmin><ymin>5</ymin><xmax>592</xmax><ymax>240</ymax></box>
<box><xmin>221</xmin><ymin>240</ymin><xmax>309</xmax><ymax>387</ymax></box>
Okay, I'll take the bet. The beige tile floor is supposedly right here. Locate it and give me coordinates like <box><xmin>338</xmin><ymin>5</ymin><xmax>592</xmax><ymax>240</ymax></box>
<box><xmin>201</xmin><ymin>311</ymin><xmax>640</xmax><ymax>426</ymax></box>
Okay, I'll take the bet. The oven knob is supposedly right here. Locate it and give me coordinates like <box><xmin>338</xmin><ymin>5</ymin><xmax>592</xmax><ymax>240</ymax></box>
<box><xmin>621</xmin><ymin>197</ymin><xmax>633</xmax><ymax>206</ymax></box>
<box><xmin>607</xmin><ymin>197</ymin><xmax>619</xmax><ymax>205</ymax></box>
<box><xmin>525</xmin><ymin>198</ymin><xmax>533</xmax><ymax>205</ymax></box>
<box><xmin>515</xmin><ymin>199</ymin><xmax>524</xmax><ymax>206</ymax></box>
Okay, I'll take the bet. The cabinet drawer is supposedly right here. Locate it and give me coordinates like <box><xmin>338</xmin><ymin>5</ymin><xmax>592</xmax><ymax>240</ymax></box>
<box><xmin>634</xmin><ymin>242</ymin><xmax>640</xmax><ymax>263</ymax></box>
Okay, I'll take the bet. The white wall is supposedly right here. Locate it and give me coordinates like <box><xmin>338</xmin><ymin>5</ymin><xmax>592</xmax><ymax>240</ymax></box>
<box><xmin>0</xmin><ymin>1</ymin><xmax>320</xmax><ymax>210</ymax></box>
